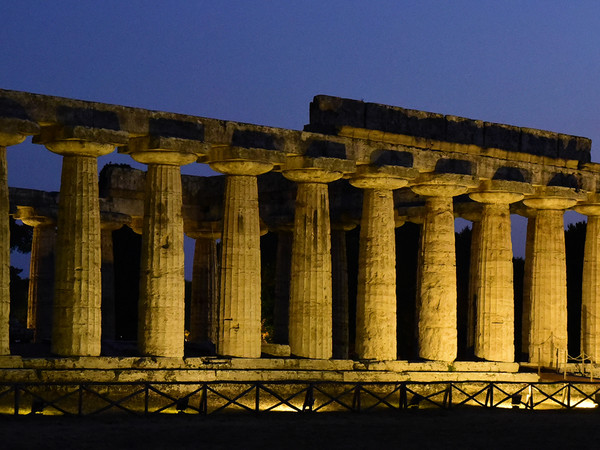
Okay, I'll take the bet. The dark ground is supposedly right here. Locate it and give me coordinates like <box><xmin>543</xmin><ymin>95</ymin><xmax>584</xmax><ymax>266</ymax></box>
<box><xmin>1</xmin><ymin>409</ymin><xmax>600</xmax><ymax>449</ymax></box>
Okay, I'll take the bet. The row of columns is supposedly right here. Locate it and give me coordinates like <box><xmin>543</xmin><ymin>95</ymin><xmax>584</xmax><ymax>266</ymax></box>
<box><xmin>3</xmin><ymin>129</ymin><xmax>600</xmax><ymax>367</ymax></box>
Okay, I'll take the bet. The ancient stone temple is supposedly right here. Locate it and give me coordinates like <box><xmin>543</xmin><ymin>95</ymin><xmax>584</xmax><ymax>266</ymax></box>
<box><xmin>1</xmin><ymin>89</ymin><xmax>599</xmax><ymax>390</ymax></box>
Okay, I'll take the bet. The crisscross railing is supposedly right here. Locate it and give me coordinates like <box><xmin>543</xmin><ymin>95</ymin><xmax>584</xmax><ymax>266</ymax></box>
<box><xmin>2</xmin><ymin>380</ymin><xmax>600</xmax><ymax>416</ymax></box>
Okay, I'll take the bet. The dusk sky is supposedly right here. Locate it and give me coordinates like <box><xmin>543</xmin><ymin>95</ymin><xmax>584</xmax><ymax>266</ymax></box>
<box><xmin>2</xmin><ymin>2</ymin><xmax>599</xmax><ymax>277</ymax></box>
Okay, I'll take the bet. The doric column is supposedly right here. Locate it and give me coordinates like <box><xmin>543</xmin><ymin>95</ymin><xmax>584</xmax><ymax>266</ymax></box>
<box><xmin>469</xmin><ymin>188</ymin><xmax>523</xmax><ymax>362</ymax></box>
<box><xmin>100</xmin><ymin>213</ymin><xmax>129</xmax><ymax>342</ymax></box>
<box><xmin>467</xmin><ymin>220</ymin><xmax>481</xmax><ymax>353</ymax></box>
<box><xmin>186</xmin><ymin>228</ymin><xmax>219</xmax><ymax>345</ymax></box>
<box><xmin>350</xmin><ymin>168</ymin><xmax>409</xmax><ymax>360</ymax></box>
<box><xmin>129</xmin><ymin>147</ymin><xmax>196</xmax><ymax>358</ymax></box>
<box><xmin>331</xmin><ymin>225</ymin><xmax>351</xmax><ymax>359</ymax></box>
<box><xmin>523</xmin><ymin>194</ymin><xmax>577</xmax><ymax>367</ymax></box>
<box><xmin>15</xmin><ymin>207</ymin><xmax>56</xmax><ymax>343</ymax></box>
<box><xmin>35</xmin><ymin>135</ymin><xmax>120</xmax><ymax>356</ymax></box>
<box><xmin>273</xmin><ymin>229</ymin><xmax>292</xmax><ymax>345</ymax></box>
<box><xmin>454</xmin><ymin>202</ymin><xmax>483</xmax><ymax>356</ymax></box>
<box><xmin>0</xmin><ymin>126</ymin><xmax>38</xmax><ymax>354</ymax></box>
<box><xmin>210</xmin><ymin>148</ymin><xmax>276</xmax><ymax>358</ymax></box>
<box><xmin>521</xmin><ymin>208</ymin><xmax>537</xmax><ymax>357</ymax></box>
<box><xmin>283</xmin><ymin>168</ymin><xmax>343</xmax><ymax>359</ymax></box>
<box><xmin>574</xmin><ymin>203</ymin><xmax>600</xmax><ymax>363</ymax></box>
<box><xmin>412</xmin><ymin>178</ymin><xmax>472</xmax><ymax>362</ymax></box>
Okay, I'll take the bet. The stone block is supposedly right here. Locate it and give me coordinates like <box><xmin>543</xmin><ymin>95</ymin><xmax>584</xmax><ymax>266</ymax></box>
<box><xmin>261</xmin><ymin>343</ymin><xmax>291</xmax><ymax>357</ymax></box>
<box><xmin>445</xmin><ymin>115</ymin><xmax>484</xmax><ymax>147</ymax></box>
<box><xmin>308</xmin><ymin>95</ymin><xmax>366</xmax><ymax>133</ymax></box>
<box><xmin>484</xmin><ymin>122</ymin><xmax>520</xmax><ymax>152</ymax></box>
<box><xmin>558</xmin><ymin>134</ymin><xmax>592</xmax><ymax>163</ymax></box>
<box><xmin>148</xmin><ymin>117</ymin><xmax>204</xmax><ymax>141</ymax></box>
<box><xmin>520</xmin><ymin>127</ymin><xmax>558</xmax><ymax>159</ymax></box>
<box><xmin>364</xmin><ymin>102</ymin><xmax>446</xmax><ymax>141</ymax></box>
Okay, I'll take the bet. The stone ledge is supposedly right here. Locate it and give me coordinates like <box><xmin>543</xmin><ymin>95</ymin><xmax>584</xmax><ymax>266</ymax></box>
<box><xmin>0</xmin><ymin>367</ymin><xmax>540</xmax><ymax>384</ymax></box>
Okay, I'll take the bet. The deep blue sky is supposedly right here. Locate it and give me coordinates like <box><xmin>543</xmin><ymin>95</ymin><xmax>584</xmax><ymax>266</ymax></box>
<box><xmin>2</xmin><ymin>2</ymin><xmax>599</xmax><ymax>276</ymax></box>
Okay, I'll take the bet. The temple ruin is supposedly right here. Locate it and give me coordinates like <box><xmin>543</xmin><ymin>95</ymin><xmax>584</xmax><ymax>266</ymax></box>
<box><xmin>2</xmin><ymin>89</ymin><xmax>600</xmax><ymax>413</ymax></box>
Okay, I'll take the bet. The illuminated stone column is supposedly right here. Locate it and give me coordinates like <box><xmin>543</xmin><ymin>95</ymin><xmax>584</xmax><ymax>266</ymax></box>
<box><xmin>210</xmin><ymin>159</ymin><xmax>273</xmax><ymax>358</ymax></box>
<box><xmin>331</xmin><ymin>225</ymin><xmax>351</xmax><ymax>359</ymax></box>
<box><xmin>0</xmin><ymin>130</ymin><xmax>35</xmax><ymax>354</ymax></box>
<box><xmin>284</xmin><ymin>168</ymin><xmax>342</xmax><ymax>359</ymax></box>
<box><xmin>48</xmin><ymin>142</ymin><xmax>115</xmax><ymax>356</ymax></box>
<box><xmin>574</xmin><ymin>204</ymin><xmax>600</xmax><ymax>363</ymax></box>
<box><xmin>273</xmin><ymin>230</ymin><xmax>292</xmax><ymax>345</ymax></box>
<box><xmin>521</xmin><ymin>209</ymin><xmax>536</xmax><ymax>357</ymax></box>
<box><xmin>130</xmin><ymin>151</ymin><xmax>196</xmax><ymax>358</ymax></box>
<box><xmin>411</xmin><ymin>183</ymin><xmax>467</xmax><ymax>362</ymax></box>
<box><xmin>187</xmin><ymin>232</ymin><xmax>218</xmax><ymax>344</ymax></box>
<box><xmin>100</xmin><ymin>215</ymin><xmax>128</xmax><ymax>342</ymax></box>
<box><xmin>523</xmin><ymin>196</ymin><xmax>576</xmax><ymax>367</ymax></box>
<box><xmin>469</xmin><ymin>191</ymin><xmax>523</xmax><ymax>362</ymax></box>
<box><xmin>15</xmin><ymin>208</ymin><xmax>56</xmax><ymax>343</ymax></box>
<box><xmin>467</xmin><ymin>220</ymin><xmax>481</xmax><ymax>353</ymax></box>
<box><xmin>351</xmin><ymin>174</ymin><xmax>407</xmax><ymax>360</ymax></box>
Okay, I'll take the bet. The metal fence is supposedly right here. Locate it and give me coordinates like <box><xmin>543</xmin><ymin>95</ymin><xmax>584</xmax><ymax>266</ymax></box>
<box><xmin>2</xmin><ymin>380</ymin><xmax>600</xmax><ymax>416</ymax></box>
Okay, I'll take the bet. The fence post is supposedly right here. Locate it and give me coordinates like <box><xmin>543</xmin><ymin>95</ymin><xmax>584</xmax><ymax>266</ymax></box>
<box><xmin>255</xmin><ymin>383</ymin><xmax>260</xmax><ymax>413</ymax></box>
<box><xmin>78</xmin><ymin>385</ymin><xmax>83</xmax><ymax>416</ymax></box>
<box><xmin>443</xmin><ymin>384</ymin><xmax>452</xmax><ymax>409</ymax></box>
<box><xmin>13</xmin><ymin>384</ymin><xmax>19</xmax><ymax>416</ymax></box>
<box><xmin>303</xmin><ymin>384</ymin><xmax>314</xmax><ymax>412</ymax></box>
<box><xmin>399</xmin><ymin>383</ymin><xmax>407</xmax><ymax>409</ymax></box>
<box><xmin>352</xmin><ymin>384</ymin><xmax>361</xmax><ymax>412</ymax></box>
<box><xmin>199</xmin><ymin>384</ymin><xmax>207</xmax><ymax>415</ymax></box>
<box><xmin>144</xmin><ymin>383</ymin><xmax>149</xmax><ymax>415</ymax></box>
<box><xmin>485</xmin><ymin>384</ymin><xmax>493</xmax><ymax>408</ymax></box>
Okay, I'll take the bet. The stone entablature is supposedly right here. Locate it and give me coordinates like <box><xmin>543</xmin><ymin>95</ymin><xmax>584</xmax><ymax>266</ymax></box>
<box><xmin>2</xmin><ymin>89</ymin><xmax>600</xmax><ymax>370</ymax></box>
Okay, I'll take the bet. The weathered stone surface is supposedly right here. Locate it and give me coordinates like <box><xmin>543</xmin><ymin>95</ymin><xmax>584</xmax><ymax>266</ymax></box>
<box><xmin>260</xmin><ymin>343</ymin><xmax>291</xmax><ymax>357</ymax></box>
<box><xmin>414</xmin><ymin>193</ymin><xmax>458</xmax><ymax>362</ymax></box>
<box><xmin>137</xmin><ymin>164</ymin><xmax>186</xmax><ymax>357</ymax></box>
<box><xmin>18</xmin><ymin>211</ymin><xmax>56</xmax><ymax>343</ymax></box>
<box><xmin>331</xmin><ymin>228</ymin><xmax>350</xmax><ymax>359</ymax></box>
<box><xmin>576</xmin><ymin>206</ymin><xmax>600</xmax><ymax>363</ymax></box>
<box><xmin>467</xmin><ymin>220</ymin><xmax>481</xmax><ymax>352</ymax></box>
<box><xmin>284</xmin><ymin>170</ymin><xmax>340</xmax><ymax>359</ymax></box>
<box><xmin>0</xmin><ymin>146</ymin><xmax>10</xmax><ymax>355</ymax></box>
<box><xmin>308</xmin><ymin>95</ymin><xmax>591</xmax><ymax>163</ymax></box>
<box><xmin>522</xmin><ymin>198</ymin><xmax>570</xmax><ymax>367</ymax></box>
<box><xmin>52</xmin><ymin>154</ymin><xmax>104</xmax><ymax>356</ymax></box>
<box><xmin>212</xmin><ymin>163</ymin><xmax>268</xmax><ymax>358</ymax></box>
<box><xmin>353</xmin><ymin>188</ymin><xmax>397</xmax><ymax>360</ymax></box>
<box><xmin>273</xmin><ymin>231</ymin><xmax>292</xmax><ymax>345</ymax></box>
<box><xmin>469</xmin><ymin>196</ymin><xmax>518</xmax><ymax>362</ymax></box>
<box><xmin>100</xmin><ymin>228</ymin><xmax>116</xmax><ymax>341</ymax></box>
<box><xmin>189</xmin><ymin>237</ymin><xmax>217</xmax><ymax>344</ymax></box>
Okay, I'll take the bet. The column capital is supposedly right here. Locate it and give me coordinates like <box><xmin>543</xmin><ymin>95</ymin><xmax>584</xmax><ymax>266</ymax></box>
<box><xmin>470</xmin><ymin>191</ymin><xmax>524</xmax><ymax>205</ymax></box>
<box><xmin>282</xmin><ymin>155</ymin><xmax>354</xmax><ymax>184</ymax></box>
<box><xmin>453</xmin><ymin>201</ymin><xmax>483</xmax><ymax>222</ymax></box>
<box><xmin>124</xmin><ymin>136</ymin><xmax>200</xmax><ymax>166</ymax></box>
<box><xmin>0</xmin><ymin>117</ymin><xmax>40</xmax><ymax>146</ymax></box>
<box><xmin>469</xmin><ymin>180</ymin><xmax>531</xmax><ymax>204</ymax></box>
<box><xmin>574</xmin><ymin>203</ymin><xmax>600</xmax><ymax>216</ymax></box>
<box><xmin>412</xmin><ymin>173</ymin><xmax>477</xmax><ymax>197</ymax></box>
<box><xmin>33</xmin><ymin>125</ymin><xmax>126</xmax><ymax>157</ymax></box>
<box><xmin>0</xmin><ymin>132</ymin><xmax>27</xmax><ymax>147</ymax></box>
<box><xmin>349</xmin><ymin>165</ymin><xmax>417</xmax><ymax>190</ymax></box>
<box><xmin>523</xmin><ymin>196</ymin><xmax>578</xmax><ymax>210</ymax></box>
<box><xmin>130</xmin><ymin>216</ymin><xmax>143</xmax><ymax>235</ymax></box>
<box><xmin>185</xmin><ymin>221</ymin><xmax>222</xmax><ymax>240</ymax></box>
<box><xmin>208</xmin><ymin>146</ymin><xmax>283</xmax><ymax>175</ymax></box>
<box><xmin>100</xmin><ymin>212</ymin><xmax>131</xmax><ymax>231</ymax></box>
<box><xmin>14</xmin><ymin>206</ymin><xmax>55</xmax><ymax>228</ymax></box>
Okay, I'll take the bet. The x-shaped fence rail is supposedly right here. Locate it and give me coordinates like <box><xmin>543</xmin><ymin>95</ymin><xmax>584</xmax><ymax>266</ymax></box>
<box><xmin>1</xmin><ymin>381</ymin><xmax>600</xmax><ymax>415</ymax></box>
